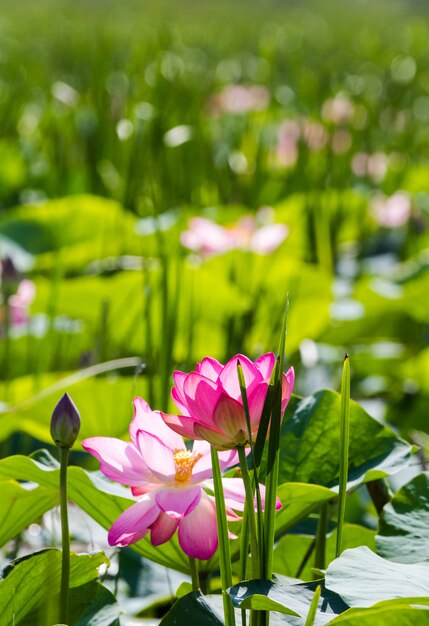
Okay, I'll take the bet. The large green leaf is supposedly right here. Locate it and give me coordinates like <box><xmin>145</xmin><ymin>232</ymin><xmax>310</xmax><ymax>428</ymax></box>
<box><xmin>0</xmin><ymin>368</ymin><xmax>144</xmax><ymax>445</ymax></box>
<box><xmin>376</xmin><ymin>472</ymin><xmax>429</xmax><ymax>563</ymax></box>
<box><xmin>275</xmin><ymin>483</ymin><xmax>336</xmax><ymax>536</ymax></box>
<box><xmin>273</xmin><ymin>524</ymin><xmax>376</xmax><ymax>581</ymax></box>
<box><xmin>0</xmin><ymin>549</ymin><xmax>108</xmax><ymax>625</ymax></box>
<box><xmin>265</xmin><ymin>391</ymin><xmax>413</xmax><ymax>488</ymax></box>
<box><xmin>325</xmin><ymin>546</ymin><xmax>429</xmax><ymax>608</ymax></box>
<box><xmin>228</xmin><ymin>579</ymin><xmax>346</xmax><ymax>626</ymax></box>
<box><xmin>19</xmin><ymin>581</ymin><xmax>121</xmax><ymax>626</ymax></box>
<box><xmin>0</xmin><ymin>480</ymin><xmax>59</xmax><ymax>548</ymax></box>
<box><xmin>0</xmin><ymin>195</ymin><xmax>139</xmax><ymax>272</ymax></box>
<box><xmin>327</xmin><ymin>605</ymin><xmax>429</xmax><ymax>625</ymax></box>
<box><xmin>0</xmin><ymin>451</ymin><xmax>190</xmax><ymax>574</ymax></box>
<box><xmin>159</xmin><ymin>592</ymin><xmax>226</xmax><ymax>625</ymax></box>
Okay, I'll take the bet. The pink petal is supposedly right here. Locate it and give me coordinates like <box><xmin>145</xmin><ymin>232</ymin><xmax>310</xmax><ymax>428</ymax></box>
<box><xmin>212</xmin><ymin>393</ymin><xmax>247</xmax><ymax>440</ymax></box>
<box><xmin>219</xmin><ymin>354</ymin><xmax>262</xmax><ymax>400</ymax></box>
<box><xmin>219</xmin><ymin>478</ymin><xmax>282</xmax><ymax>512</ymax></box>
<box><xmin>82</xmin><ymin>437</ymin><xmax>149</xmax><ymax>487</ymax></box>
<box><xmin>189</xmin><ymin>441</ymin><xmax>213</xmax><ymax>482</ymax></box>
<box><xmin>178</xmin><ymin>493</ymin><xmax>218</xmax><ymax>559</ymax></box>
<box><xmin>172</xmin><ymin>387</ymin><xmax>190</xmax><ymax>416</ymax></box>
<box><xmin>254</xmin><ymin>352</ymin><xmax>276</xmax><ymax>380</ymax></box>
<box><xmin>247</xmin><ymin>382</ymin><xmax>269</xmax><ymax>431</ymax></box>
<box><xmin>160</xmin><ymin>412</ymin><xmax>200</xmax><ymax>440</ymax></box>
<box><xmin>194</xmin><ymin>422</ymin><xmax>237</xmax><ymax>450</ymax></box>
<box><xmin>130</xmin><ymin>398</ymin><xmax>185</xmax><ymax>451</ymax></box>
<box><xmin>218</xmin><ymin>449</ymin><xmax>239</xmax><ymax>471</ymax></box>
<box><xmin>183</xmin><ymin>373</ymin><xmax>220</xmax><ymax>424</ymax></box>
<box><xmin>108</xmin><ymin>494</ymin><xmax>159</xmax><ymax>546</ymax></box>
<box><xmin>150</xmin><ymin>512</ymin><xmax>179</xmax><ymax>546</ymax></box>
<box><xmin>155</xmin><ymin>485</ymin><xmax>202</xmax><ymax>519</ymax></box>
<box><xmin>172</xmin><ymin>371</ymin><xmax>189</xmax><ymax>414</ymax></box>
<box><xmin>196</xmin><ymin>357</ymin><xmax>224</xmax><ymax>382</ymax></box>
<box><xmin>250</xmin><ymin>224</ymin><xmax>288</xmax><ymax>254</ymax></box>
<box><xmin>137</xmin><ymin>431</ymin><xmax>176</xmax><ymax>482</ymax></box>
<box><xmin>281</xmin><ymin>367</ymin><xmax>295</xmax><ymax>414</ymax></box>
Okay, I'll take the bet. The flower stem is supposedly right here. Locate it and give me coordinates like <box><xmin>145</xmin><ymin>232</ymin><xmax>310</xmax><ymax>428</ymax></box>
<box><xmin>59</xmin><ymin>447</ymin><xmax>70</xmax><ymax>624</ymax></box>
<box><xmin>210</xmin><ymin>446</ymin><xmax>236</xmax><ymax>626</ymax></box>
<box><xmin>189</xmin><ymin>557</ymin><xmax>200</xmax><ymax>592</ymax></box>
<box><xmin>336</xmin><ymin>354</ymin><xmax>350</xmax><ymax>558</ymax></box>
<box><xmin>237</xmin><ymin>446</ymin><xmax>259</xmax><ymax>579</ymax></box>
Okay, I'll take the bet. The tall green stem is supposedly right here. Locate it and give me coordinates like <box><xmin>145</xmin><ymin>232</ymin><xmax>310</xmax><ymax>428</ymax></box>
<box><xmin>237</xmin><ymin>446</ymin><xmax>259</xmax><ymax>579</ymax></box>
<box><xmin>59</xmin><ymin>447</ymin><xmax>70</xmax><ymax>624</ymax></box>
<box><xmin>210</xmin><ymin>447</ymin><xmax>236</xmax><ymax>626</ymax></box>
<box><xmin>336</xmin><ymin>354</ymin><xmax>350</xmax><ymax>558</ymax></box>
<box><xmin>314</xmin><ymin>504</ymin><xmax>329</xmax><ymax>571</ymax></box>
<box><xmin>189</xmin><ymin>557</ymin><xmax>200</xmax><ymax>592</ymax></box>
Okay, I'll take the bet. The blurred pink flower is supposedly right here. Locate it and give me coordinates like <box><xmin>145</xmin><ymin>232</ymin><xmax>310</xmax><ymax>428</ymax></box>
<box><xmin>8</xmin><ymin>280</ymin><xmax>36</xmax><ymax>325</ymax></box>
<box><xmin>351</xmin><ymin>152</ymin><xmax>389</xmax><ymax>182</ymax></box>
<box><xmin>302</xmin><ymin>120</ymin><xmax>328</xmax><ymax>152</ymax></box>
<box><xmin>276</xmin><ymin>120</ymin><xmax>300</xmax><ymax>167</ymax></box>
<box><xmin>181</xmin><ymin>210</ymin><xmax>288</xmax><ymax>257</ymax></box>
<box><xmin>180</xmin><ymin>217</ymin><xmax>235</xmax><ymax>256</ymax></box>
<box><xmin>233</xmin><ymin>215</ymin><xmax>289</xmax><ymax>254</ymax></box>
<box><xmin>82</xmin><ymin>398</ymin><xmax>273</xmax><ymax>560</ymax></box>
<box><xmin>209</xmin><ymin>84</ymin><xmax>270</xmax><ymax>115</ymax></box>
<box><xmin>161</xmin><ymin>353</ymin><xmax>294</xmax><ymax>450</ymax></box>
<box><xmin>0</xmin><ymin>258</ymin><xmax>35</xmax><ymax>329</ymax></box>
<box><xmin>322</xmin><ymin>94</ymin><xmax>355</xmax><ymax>125</ymax></box>
<box><xmin>371</xmin><ymin>192</ymin><xmax>411</xmax><ymax>228</ymax></box>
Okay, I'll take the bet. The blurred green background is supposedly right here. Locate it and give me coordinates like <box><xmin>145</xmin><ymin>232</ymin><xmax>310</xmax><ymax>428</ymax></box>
<box><xmin>0</xmin><ymin>0</ymin><xmax>428</xmax><ymax>458</ymax></box>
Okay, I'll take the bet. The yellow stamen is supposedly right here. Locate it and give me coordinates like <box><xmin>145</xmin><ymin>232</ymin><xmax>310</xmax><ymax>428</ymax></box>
<box><xmin>174</xmin><ymin>449</ymin><xmax>202</xmax><ymax>484</ymax></box>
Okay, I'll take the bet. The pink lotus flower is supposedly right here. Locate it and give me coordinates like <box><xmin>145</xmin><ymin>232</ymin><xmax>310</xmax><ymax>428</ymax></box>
<box><xmin>371</xmin><ymin>192</ymin><xmax>411</xmax><ymax>228</ymax></box>
<box><xmin>161</xmin><ymin>353</ymin><xmax>295</xmax><ymax>450</ymax></box>
<box><xmin>82</xmin><ymin>398</ymin><xmax>274</xmax><ymax>560</ymax></box>
<box><xmin>209</xmin><ymin>84</ymin><xmax>270</xmax><ymax>115</ymax></box>
<box><xmin>180</xmin><ymin>217</ymin><xmax>235</xmax><ymax>257</ymax></box>
<box><xmin>8</xmin><ymin>279</ymin><xmax>36</xmax><ymax>326</ymax></box>
<box><xmin>181</xmin><ymin>211</ymin><xmax>288</xmax><ymax>258</ymax></box>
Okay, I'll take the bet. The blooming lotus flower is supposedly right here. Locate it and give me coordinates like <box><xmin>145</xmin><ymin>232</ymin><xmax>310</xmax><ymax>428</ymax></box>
<box><xmin>82</xmin><ymin>398</ymin><xmax>275</xmax><ymax>560</ymax></box>
<box><xmin>161</xmin><ymin>353</ymin><xmax>295</xmax><ymax>451</ymax></box>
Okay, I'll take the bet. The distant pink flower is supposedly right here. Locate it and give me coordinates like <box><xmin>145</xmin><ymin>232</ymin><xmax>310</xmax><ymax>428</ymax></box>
<box><xmin>351</xmin><ymin>152</ymin><xmax>389</xmax><ymax>182</ymax></box>
<box><xmin>82</xmin><ymin>399</ymin><xmax>275</xmax><ymax>560</ymax></box>
<box><xmin>209</xmin><ymin>84</ymin><xmax>270</xmax><ymax>115</ymax></box>
<box><xmin>161</xmin><ymin>353</ymin><xmax>294</xmax><ymax>450</ymax></box>
<box><xmin>233</xmin><ymin>215</ymin><xmax>288</xmax><ymax>255</ymax></box>
<box><xmin>180</xmin><ymin>217</ymin><xmax>235</xmax><ymax>257</ymax></box>
<box><xmin>181</xmin><ymin>211</ymin><xmax>288</xmax><ymax>258</ymax></box>
<box><xmin>302</xmin><ymin>120</ymin><xmax>328</xmax><ymax>152</ymax></box>
<box><xmin>8</xmin><ymin>280</ymin><xmax>36</xmax><ymax>326</ymax></box>
<box><xmin>371</xmin><ymin>192</ymin><xmax>411</xmax><ymax>228</ymax></box>
<box><xmin>322</xmin><ymin>94</ymin><xmax>355</xmax><ymax>125</ymax></box>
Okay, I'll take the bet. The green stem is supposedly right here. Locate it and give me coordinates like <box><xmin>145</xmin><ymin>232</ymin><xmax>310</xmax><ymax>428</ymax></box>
<box><xmin>189</xmin><ymin>557</ymin><xmax>200</xmax><ymax>592</ymax></box>
<box><xmin>3</xmin><ymin>299</ymin><xmax>11</xmax><ymax>400</ymax></box>
<box><xmin>304</xmin><ymin>585</ymin><xmax>321</xmax><ymax>626</ymax></box>
<box><xmin>336</xmin><ymin>354</ymin><xmax>350</xmax><ymax>558</ymax></box>
<box><xmin>237</xmin><ymin>446</ymin><xmax>259</xmax><ymax>579</ymax></box>
<box><xmin>314</xmin><ymin>504</ymin><xmax>329</xmax><ymax>571</ymax></box>
<box><xmin>59</xmin><ymin>447</ymin><xmax>70</xmax><ymax>624</ymax></box>
<box><xmin>210</xmin><ymin>447</ymin><xmax>236</xmax><ymax>626</ymax></box>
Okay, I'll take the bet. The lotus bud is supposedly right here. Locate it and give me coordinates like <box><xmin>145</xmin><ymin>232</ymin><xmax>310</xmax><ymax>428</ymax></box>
<box><xmin>50</xmin><ymin>393</ymin><xmax>81</xmax><ymax>449</ymax></box>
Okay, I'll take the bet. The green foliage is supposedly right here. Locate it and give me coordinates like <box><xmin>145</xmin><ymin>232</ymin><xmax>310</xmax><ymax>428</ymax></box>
<box><xmin>262</xmin><ymin>391</ymin><xmax>413</xmax><ymax>488</ymax></box>
<box><xmin>324</xmin><ymin>546</ymin><xmax>429</xmax><ymax>607</ymax></box>
<box><xmin>0</xmin><ymin>549</ymin><xmax>112</xmax><ymax>625</ymax></box>
<box><xmin>376</xmin><ymin>472</ymin><xmax>429</xmax><ymax>563</ymax></box>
